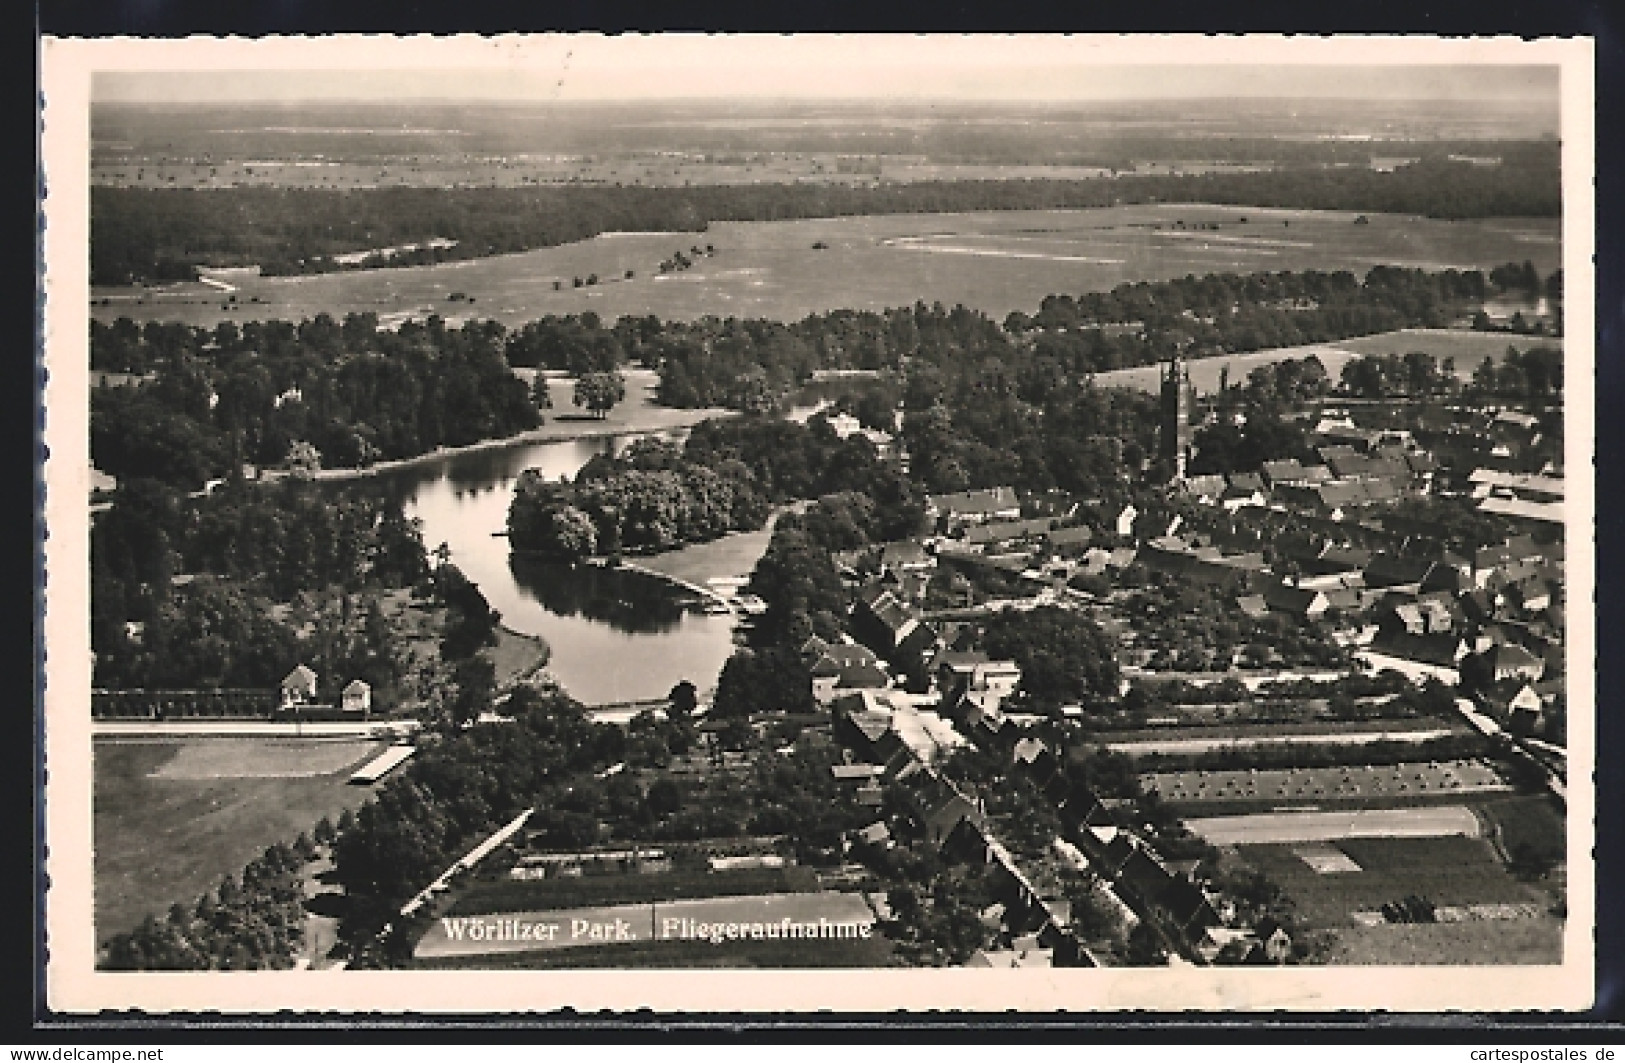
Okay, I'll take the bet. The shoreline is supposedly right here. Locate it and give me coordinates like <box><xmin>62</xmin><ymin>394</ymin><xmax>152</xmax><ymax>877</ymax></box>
<box><xmin>258</xmin><ymin>406</ymin><xmax>738</xmax><ymax>486</ymax></box>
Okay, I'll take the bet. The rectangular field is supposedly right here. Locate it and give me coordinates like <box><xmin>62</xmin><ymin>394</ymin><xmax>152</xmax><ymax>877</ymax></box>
<box><xmin>150</xmin><ymin>738</ymin><xmax>377</xmax><ymax>779</ymax></box>
<box><xmin>448</xmin><ymin>865</ymin><xmax>821</xmax><ymax>915</ymax></box>
<box><xmin>93</xmin><ymin>737</ymin><xmax>381</xmax><ymax>943</ymax></box>
<box><xmin>1321</xmin><ymin>919</ymin><xmax>1563</xmax><ymax>965</ymax></box>
<box><xmin>415</xmin><ymin>891</ymin><xmax>878</xmax><ymax>960</ymax></box>
<box><xmin>1186</xmin><ymin>805</ymin><xmax>1482</xmax><ymax>845</ymax></box>
<box><xmin>1233</xmin><ymin>836</ymin><xmax>1543</xmax><ymax>929</ymax></box>
<box><xmin>90</xmin><ymin>205</ymin><xmax>1560</xmax><ymax>330</ymax></box>
<box><xmin>1144</xmin><ymin>760</ymin><xmax>1506</xmax><ymax>809</ymax></box>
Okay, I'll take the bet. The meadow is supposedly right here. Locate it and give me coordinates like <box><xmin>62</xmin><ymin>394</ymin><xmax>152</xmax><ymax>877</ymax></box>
<box><xmin>90</xmin><ymin>204</ymin><xmax>1560</xmax><ymax>331</ymax></box>
<box><xmin>1091</xmin><ymin>328</ymin><xmax>1565</xmax><ymax>396</ymax></box>
<box><xmin>1232</xmin><ymin>835</ymin><xmax>1544</xmax><ymax>929</ymax></box>
<box><xmin>93</xmin><ymin>737</ymin><xmax>381</xmax><ymax>943</ymax></box>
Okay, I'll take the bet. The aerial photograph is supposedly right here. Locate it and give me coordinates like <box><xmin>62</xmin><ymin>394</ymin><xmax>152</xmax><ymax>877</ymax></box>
<box><xmin>71</xmin><ymin>39</ymin><xmax>1577</xmax><ymax>983</ymax></box>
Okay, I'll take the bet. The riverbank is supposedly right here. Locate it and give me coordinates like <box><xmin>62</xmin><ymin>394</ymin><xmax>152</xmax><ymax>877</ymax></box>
<box><xmin>261</xmin><ymin>408</ymin><xmax>735</xmax><ymax>487</ymax></box>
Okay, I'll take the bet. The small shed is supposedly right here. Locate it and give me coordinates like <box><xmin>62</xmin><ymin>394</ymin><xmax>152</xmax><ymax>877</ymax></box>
<box><xmin>280</xmin><ymin>664</ymin><xmax>319</xmax><ymax>707</ymax></box>
<box><xmin>342</xmin><ymin>679</ymin><xmax>372</xmax><ymax>714</ymax></box>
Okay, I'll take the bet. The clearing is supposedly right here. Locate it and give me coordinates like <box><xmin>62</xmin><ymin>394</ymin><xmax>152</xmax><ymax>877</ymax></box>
<box><xmin>93</xmin><ymin>737</ymin><xmax>381</xmax><ymax>943</ymax></box>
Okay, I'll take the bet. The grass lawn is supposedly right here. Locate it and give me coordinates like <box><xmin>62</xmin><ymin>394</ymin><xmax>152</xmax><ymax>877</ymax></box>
<box><xmin>632</xmin><ymin>519</ymin><xmax>781</xmax><ymax>588</ymax></box>
<box><xmin>448</xmin><ymin>866</ymin><xmax>821</xmax><ymax>916</ymax></box>
<box><xmin>94</xmin><ymin>738</ymin><xmax>380</xmax><ymax>944</ymax></box>
<box><xmin>1322</xmin><ymin>918</ymin><xmax>1563</xmax><ymax>965</ymax></box>
<box><xmin>1233</xmin><ymin>836</ymin><xmax>1546</xmax><ymax>929</ymax></box>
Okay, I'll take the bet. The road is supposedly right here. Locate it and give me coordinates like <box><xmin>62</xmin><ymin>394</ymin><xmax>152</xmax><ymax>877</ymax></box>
<box><xmin>93</xmin><ymin>719</ymin><xmax>420</xmax><ymax>739</ymax></box>
<box><xmin>1184</xmin><ymin>805</ymin><xmax>1482</xmax><ymax>845</ymax></box>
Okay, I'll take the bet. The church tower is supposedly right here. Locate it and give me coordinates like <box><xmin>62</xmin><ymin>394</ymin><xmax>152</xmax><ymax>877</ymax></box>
<box><xmin>1159</xmin><ymin>354</ymin><xmax>1194</xmax><ymax>480</ymax></box>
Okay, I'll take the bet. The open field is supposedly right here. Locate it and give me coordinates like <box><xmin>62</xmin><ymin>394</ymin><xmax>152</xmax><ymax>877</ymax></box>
<box><xmin>90</xmin><ymin>205</ymin><xmax>1559</xmax><ymax>329</ymax></box>
<box><xmin>1322</xmin><ymin>919</ymin><xmax>1563</xmax><ymax>965</ymax></box>
<box><xmin>1234</xmin><ymin>836</ymin><xmax>1545</xmax><ymax>929</ymax></box>
<box><xmin>1144</xmin><ymin>760</ymin><xmax>1506</xmax><ymax>809</ymax></box>
<box><xmin>1092</xmin><ymin>328</ymin><xmax>1564</xmax><ymax>396</ymax></box>
<box><xmin>93</xmin><ymin>738</ymin><xmax>382</xmax><ymax>943</ymax></box>
<box><xmin>415</xmin><ymin>933</ymin><xmax>899</xmax><ymax>969</ymax></box>
<box><xmin>449</xmin><ymin>866</ymin><xmax>821</xmax><ymax>916</ymax></box>
<box><xmin>415</xmin><ymin>890</ymin><xmax>876</xmax><ymax>959</ymax></box>
<box><xmin>1186</xmin><ymin>805</ymin><xmax>1482</xmax><ymax>845</ymax></box>
<box><xmin>149</xmin><ymin>738</ymin><xmax>377</xmax><ymax>779</ymax></box>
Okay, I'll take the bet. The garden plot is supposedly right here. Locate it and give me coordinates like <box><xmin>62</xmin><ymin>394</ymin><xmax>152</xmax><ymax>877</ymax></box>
<box><xmin>1186</xmin><ymin>805</ymin><xmax>1482</xmax><ymax>845</ymax></box>
<box><xmin>1143</xmin><ymin>760</ymin><xmax>1507</xmax><ymax>810</ymax></box>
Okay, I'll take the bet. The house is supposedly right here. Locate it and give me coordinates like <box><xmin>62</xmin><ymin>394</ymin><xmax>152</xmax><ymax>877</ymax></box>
<box><xmin>1263</xmin><ymin>582</ymin><xmax>1330</xmax><ymax>621</ymax></box>
<box><xmin>879</xmin><ymin>540</ymin><xmax>934</xmax><ymax>574</ymax></box>
<box><xmin>961</xmin><ymin>517</ymin><xmax>1054</xmax><ymax>547</ymax></box>
<box><xmin>1383</xmin><ymin>597</ymin><xmax>1457</xmax><ymax>637</ymax></box>
<box><xmin>1373</xmin><ymin>631</ymin><xmax>1469</xmax><ymax>669</ymax></box>
<box><xmin>1479</xmin><ymin>642</ymin><xmax>1546</xmax><ymax>684</ymax></box>
<box><xmin>855</xmin><ymin>821</ymin><xmax>893</xmax><ymax>848</ymax></box>
<box><xmin>1253</xmin><ymin>917</ymin><xmax>1293</xmax><ymax>963</ymax></box>
<box><xmin>1181</xmin><ymin>474</ymin><xmax>1229</xmax><ymax>503</ymax></box>
<box><xmin>1197</xmin><ymin>927</ymin><xmax>1260</xmax><ymax>964</ymax></box>
<box><xmin>1114</xmin><ymin>503</ymin><xmax>1139</xmax><ymax>538</ymax></box>
<box><xmin>810</xmin><ymin>643</ymin><xmax>887</xmax><ymax>703</ymax></box>
<box><xmin>280</xmin><ymin>664</ymin><xmax>319</xmax><ymax>707</ymax></box>
<box><xmin>1237</xmin><ymin>594</ymin><xmax>1270</xmax><ymax>620</ymax></box>
<box><xmin>1044</xmin><ymin>524</ymin><xmax>1095</xmax><ymax>553</ymax></box>
<box><xmin>1259</xmin><ymin>459</ymin><xmax>1310</xmax><ymax>488</ymax></box>
<box><xmin>1363</xmin><ymin>554</ymin><xmax>1435</xmax><ymax>591</ymax></box>
<box><xmin>927</xmin><ymin>486</ymin><xmax>1021</xmax><ymax>528</ymax></box>
<box><xmin>341</xmin><ymin>679</ymin><xmax>371</xmax><ymax>714</ymax></box>
<box><xmin>1227</xmin><ymin>472</ymin><xmax>1267</xmax><ymax>495</ymax></box>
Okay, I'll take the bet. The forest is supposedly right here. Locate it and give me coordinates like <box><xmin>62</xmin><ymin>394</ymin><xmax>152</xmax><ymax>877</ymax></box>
<box><xmin>90</xmin><ymin>149</ymin><xmax>1560</xmax><ymax>284</ymax></box>
<box><xmin>90</xmin><ymin>314</ymin><xmax>540</xmax><ymax>489</ymax></box>
<box><xmin>90</xmin><ymin>478</ymin><xmax>430</xmax><ymax>693</ymax></box>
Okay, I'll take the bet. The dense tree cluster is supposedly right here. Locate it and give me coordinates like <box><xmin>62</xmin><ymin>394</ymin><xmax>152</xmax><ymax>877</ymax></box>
<box><xmin>104</xmin><ymin>839</ymin><xmax>314</xmax><ymax>970</ymax></box>
<box><xmin>91</xmin><ymin>479</ymin><xmax>428</xmax><ymax>691</ymax></box>
<box><xmin>978</xmin><ymin>606</ymin><xmax>1121</xmax><ymax>713</ymax></box>
<box><xmin>508</xmin><ymin>418</ymin><xmax>924</xmax><ymax>560</ymax></box>
<box><xmin>91</xmin><ymin>314</ymin><xmax>540</xmax><ymax>489</ymax></box>
<box><xmin>92</xmin><ymin>151</ymin><xmax>1559</xmax><ymax>284</ymax></box>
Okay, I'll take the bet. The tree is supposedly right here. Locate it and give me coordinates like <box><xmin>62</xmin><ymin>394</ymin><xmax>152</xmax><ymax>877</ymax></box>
<box><xmin>1124</xmin><ymin>920</ymin><xmax>1168</xmax><ymax>966</ymax></box>
<box><xmin>574</xmin><ymin>371</ymin><xmax>626</xmax><ymax>419</ymax></box>
<box><xmin>667</xmin><ymin>679</ymin><xmax>699</xmax><ymax>721</ymax></box>
<box><xmin>531</xmin><ymin>374</ymin><xmax>553</xmax><ymax>413</ymax></box>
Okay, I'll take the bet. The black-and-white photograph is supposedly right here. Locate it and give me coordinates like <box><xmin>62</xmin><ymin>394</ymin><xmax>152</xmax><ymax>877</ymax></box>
<box><xmin>39</xmin><ymin>34</ymin><xmax>1595</xmax><ymax>1013</ymax></box>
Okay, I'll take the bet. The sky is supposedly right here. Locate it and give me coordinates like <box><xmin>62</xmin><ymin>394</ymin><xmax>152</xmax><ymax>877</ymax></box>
<box><xmin>88</xmin><ymin>37</ymin><xmax>1562</xmax><ymax>105</ymax></box>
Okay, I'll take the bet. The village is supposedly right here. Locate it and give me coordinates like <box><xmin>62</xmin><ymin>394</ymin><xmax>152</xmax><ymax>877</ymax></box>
<box><xmin>367</xmin><ymin>337</ymin><xmax>1569</xmax><ymax>972</ymax></box>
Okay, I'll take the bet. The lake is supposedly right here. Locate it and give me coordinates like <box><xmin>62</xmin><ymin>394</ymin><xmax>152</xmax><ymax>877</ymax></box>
<box><xmin>356</xmin><ymin>430</ymin><xmax>750</xmax><ymax>706</ymax></box>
